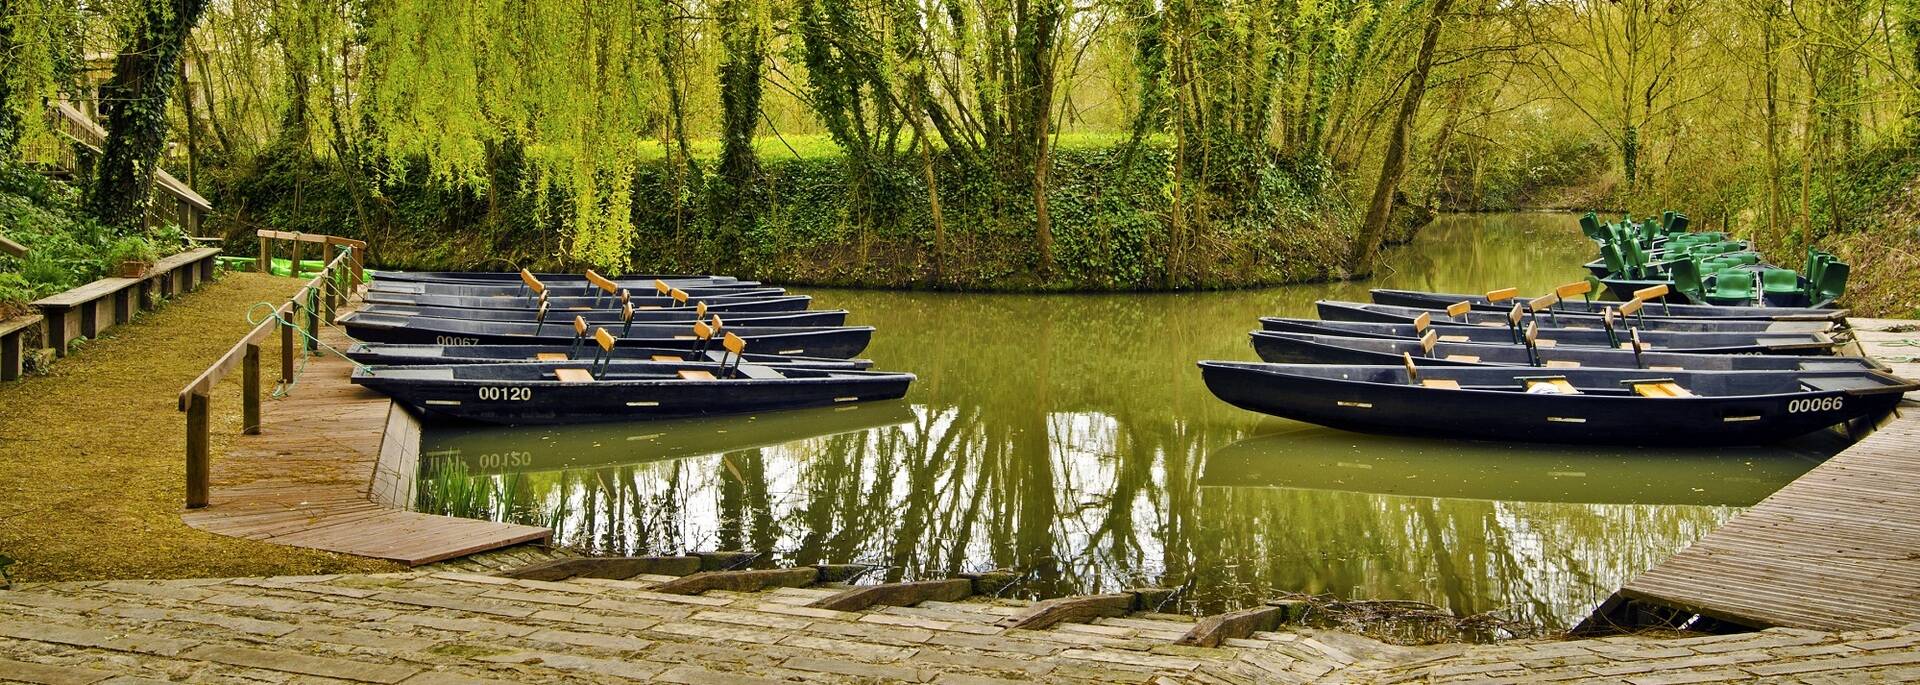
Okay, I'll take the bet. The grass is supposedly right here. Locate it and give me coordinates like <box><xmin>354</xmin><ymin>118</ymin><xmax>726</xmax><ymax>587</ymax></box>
<box><xmin>0</xmin><ymin>271</ymin><xmax>398</xmax><ymax>581</ymax></box>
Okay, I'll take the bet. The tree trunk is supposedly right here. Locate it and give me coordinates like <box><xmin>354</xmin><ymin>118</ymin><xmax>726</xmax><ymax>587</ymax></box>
<box><xmin>89</xmin><ymin>0</ymin><xmax>212</xmax><ymax>230</ymax></box>
<box><xmin>1347</xmin><ymin>0</ymin><xmax>1454</xmax><ymax>274</ymax></box>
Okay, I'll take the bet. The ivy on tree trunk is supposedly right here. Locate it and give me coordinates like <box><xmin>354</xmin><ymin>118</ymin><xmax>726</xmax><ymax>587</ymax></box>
<box><xmin>88</xmin><ymin>0</ymin><xmax>212</xmax><ymax>230</ymax></box>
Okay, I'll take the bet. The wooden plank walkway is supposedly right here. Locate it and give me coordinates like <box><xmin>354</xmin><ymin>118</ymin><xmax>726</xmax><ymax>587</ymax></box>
<box><xmin>180</xmin><ymin>300</ymin><xmax>550</xmax><ymax>565</ymax></box>
<box><xmin>1611</xmin><ymin>317</ymin><xmax>1920</xmax><ymax>632</ymax></box>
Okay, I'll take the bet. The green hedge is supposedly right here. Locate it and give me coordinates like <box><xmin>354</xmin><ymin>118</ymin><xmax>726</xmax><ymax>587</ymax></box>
<box><xmin>212</xmin><ymin>142</ymin><xmax>1374</xmax><ymax>291</ymax></box>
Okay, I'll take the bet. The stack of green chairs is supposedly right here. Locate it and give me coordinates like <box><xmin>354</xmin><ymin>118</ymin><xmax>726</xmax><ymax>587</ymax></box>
<box><xmin>1761</xmin><ymin>268</ymin><xmax>1803</xmax><ymax>305</ymax></box>
<box><xmin>1669</xmin><ymin>258</ymin><xmax>1707</xmax><ymax>302</ymax></box>
<box><xmin>1580</xmin><ymin>213</ymin><xmax>1606</xmax><ymax>241</ymax></box>
<box><xmin>1813</xmin><ymin>261</ymin><xmax>1849</xmax><ymax>303</ymax></box>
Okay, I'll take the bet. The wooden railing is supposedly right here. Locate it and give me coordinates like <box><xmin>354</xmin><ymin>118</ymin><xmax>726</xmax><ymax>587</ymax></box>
<box><xmin>178</xmin><ymin>239</ymin><xmax>364</xmax><ymax>509</ymax></box>
<box><xmin>257</xmin><ymin>230</ymin><xmax>367</xmax><ymax>286</ymax></box>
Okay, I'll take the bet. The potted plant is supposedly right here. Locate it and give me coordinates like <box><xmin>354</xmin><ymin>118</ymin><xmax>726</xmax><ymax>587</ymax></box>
<box><xmin>107</xmin><ymin>236</ymin><xmax>158</xmax><ymax>278</ymax></box>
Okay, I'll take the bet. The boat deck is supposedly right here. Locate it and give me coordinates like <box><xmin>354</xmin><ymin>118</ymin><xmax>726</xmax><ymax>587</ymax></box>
<box><xmin>180</xmin><ymin>300</ymin><xmax>550</xmax><ymax>565</ymax></box>
<box><xmin>1606</xmin><ymin>317</ymin><xmax>1920</xmax><ymax>631</ymax></box>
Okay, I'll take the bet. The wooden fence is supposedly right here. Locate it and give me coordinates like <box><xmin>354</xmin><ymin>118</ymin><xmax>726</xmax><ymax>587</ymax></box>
<box><xmin>177</xmin><ymin>235</ymin><xmax>364</xmax><ymax>509</ymax></box>
<box><xmin>256</xmin><ymin>230</ymin><xmax>368</xmax><ymax>285</ymax></box>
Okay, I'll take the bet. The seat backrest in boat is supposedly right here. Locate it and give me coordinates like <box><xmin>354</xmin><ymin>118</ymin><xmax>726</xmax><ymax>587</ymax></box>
<box><xmin>654</xmin><ymin>278</ymin><xmax>671</xmax><ymax>295</ymax></box>
<box><xmin>1633</xmin><ymin>284</ymin><xmax>1670</xmax><ymax>301</ymax></box>
<box><xmin>1486</xmin><ymin>287</ymin><xmax>1520</xmax><ymax>303</ymax></box>
<box><xmin>1556</xmin><ymin>280</ymin><xmax>1592</xmax><ymax>302</ymax></box>
<box><xmin>595</xmin><ymin>328</ymin><xmax>615</xmax><ymax>352</ymax></box>
<box><xmin>586</xmin><ymin>269</ymin><xmax>618</xmax><ymax>294</ymax></box>
<box><xmin>1618</xmin><ymin>297</ymin><xmax>1645</xmax><ymax>317</ymax></box>
<box><xmin>520</xmin><ymin>269</ymin><xmax>545</xmax><ymax>294</ymax></box>
<box><xmin>1528</xmin><ymin>293</ymin><xmax>1559</xmax><ymax>314</ymax></box>
<box><xmin>1446</xmin><ymin>301</ymin><xmax>1471</xmax><ymax>320</ymax></box>
<box><xmin>1419</xmin><ymin>328</ymin><xmax>1438</xmax><ymax>356</ymax></box>
<box><xmin>1413</xmin><ymin>311</ymin><xmax>1431</xmax><ymax>334</ymax></box>
<box><xmin>573</xmin><ymin>316</ymin><xmax>588</xmax><ymax>337</ymax></box>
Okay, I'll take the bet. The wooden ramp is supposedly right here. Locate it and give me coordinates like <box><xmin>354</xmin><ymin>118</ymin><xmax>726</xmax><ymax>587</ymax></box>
<box><xmin>182</xmin><ymin>306</ymin><xmax>549</xmax><ymax>565</ymax></box>
<box><xmin>1602</xmin><ymin>318</ymin><xmax>1920</xmax><ymax>631</ymax></box>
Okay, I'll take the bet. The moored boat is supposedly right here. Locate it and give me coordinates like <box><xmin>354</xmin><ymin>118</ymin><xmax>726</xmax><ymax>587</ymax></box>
<box><xmin>371</xmin><ymin>270</ymin><xmax>747</xmax><ymax>287</ymax></box>
<box><xmin>370</xmin><ymin>281</ymin><xmax>786</xmax><ymax>300</ymax></box>
<box><xmin>340</xmin><ymin>311</ymin><xmax>874</xmax><ymax>358</ymax></box>
<box><xmin>1196</xmin><ymin>360</ymin><xmax>1916</xmax><ymax>445</ymax></box>
<box><xmin>353</xmin><ymin>361</ymin><xmax>915</xmax><ymax>424</ymax></box>
<box><xmin>1314</xmin><ymin>300</ymin><xmax>1834</xmax><ymax>335</ymax></box>
<box><xmin>1249</xmin><ymin>330</ymin><xmax>1879</xmax><ymax>372</ymax></box>
<box><xmin>1257</xmin><ymin>317</ymin><xmax>1840</xmax><ymax>355</ymax></box>
<box><xmin>345</xmin><ymin>342</ymin><xmax>873</xmax><ymax>369</ymax></box>
<box><xmin>358</xmin><ymin>303</ymin><xmax>850</xmax><ymax>328</ymax></box>
<box><xmin>1369</xmin><ymin>288</ymin><xmax>1847</xmax><ymax>321</ymax></box>
<box><xmin>363</xmin><ymin>291</ymin><xmax>814</xmax><ymax>312</ymax></box>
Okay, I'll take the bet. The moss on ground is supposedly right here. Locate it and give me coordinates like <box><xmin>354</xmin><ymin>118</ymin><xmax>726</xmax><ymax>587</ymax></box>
<box><xmin>0</xmin><ymin>272</ymin><xmax>398</xmax><ymax>581</ymax></box>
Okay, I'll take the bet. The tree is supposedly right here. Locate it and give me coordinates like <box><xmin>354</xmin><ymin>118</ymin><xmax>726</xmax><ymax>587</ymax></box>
<box><xmin>88</xmin><ymin>0</ymin><xmax>213</xmax><ymax>229</ymax></box>
<box><xmin>1349</xmin><ymin>0</ymin><xmax>1454</xmax><ymax>273</ymax></box>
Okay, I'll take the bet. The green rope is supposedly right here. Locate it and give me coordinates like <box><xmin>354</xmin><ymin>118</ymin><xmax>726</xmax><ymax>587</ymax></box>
<box><xmin>1872</xmin><ymin>337</ymin><xmax>1920</xmax><ymax>363</ymax></box>
<box><xmin>246</xmin><ymin>292</ymin><xmax>374</xmax><ymax>399</ymax></box>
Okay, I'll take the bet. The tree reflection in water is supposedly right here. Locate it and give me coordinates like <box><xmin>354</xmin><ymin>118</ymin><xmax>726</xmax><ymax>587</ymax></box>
<box><xmin>413</xmin><ymin>214</ymin><xmax>1839</xmax><ymax>632</ymax></box>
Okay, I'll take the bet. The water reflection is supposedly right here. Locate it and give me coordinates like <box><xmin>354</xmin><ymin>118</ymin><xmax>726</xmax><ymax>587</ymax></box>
<box><xmin>415</xmin><ymin>213</ymin><xmax>1844</xmax><ymax>632</ymax></box>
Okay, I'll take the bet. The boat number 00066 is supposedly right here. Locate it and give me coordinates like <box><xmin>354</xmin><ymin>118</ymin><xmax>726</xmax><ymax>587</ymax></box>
<box><xmin>1786</xmin><ymin>396</ymin><xmax>1842</xmax><ymax>413</ymax></box>
<box><xmin>478</xmin><ymin>386</ymin><xmax>533</xmax><ymax>401</ymax></box>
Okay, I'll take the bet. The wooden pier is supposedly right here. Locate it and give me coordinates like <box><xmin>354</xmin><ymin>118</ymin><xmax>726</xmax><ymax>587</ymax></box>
<box><xmin>1590</xmin><ymin>317</ymin><xmax>1920</xmax><ymax>632</ymax></box>
<box><xmin>178</xmin><ymin>248</ymin><xmax>548</xmax><ymax>565</ymax></box>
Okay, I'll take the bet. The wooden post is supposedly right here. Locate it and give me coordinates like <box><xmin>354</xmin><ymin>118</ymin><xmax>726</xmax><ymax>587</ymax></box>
<box><xmin>305</xmin><ymin>288</ymin><xmax>319</xmax><ymax>353</ymax></box>
<box><xmin>350</xmin><ymin>246</ymin><xmax>364</xmax><ymax>287</ymax></box>
<box><xmin>185</xmin><ymin>391</ymin><xmax>210</xmax><ymax>509</ymax></box>
<box><xmin>258</xmin><ymin>235</ymin><xmax>270</xmax><ymax>273</ymax></box>
<box><xmin>290</xmin><ymin>239</ymin><xmax>301</xmax><ymax>278</ymax></box>
<box><xmin>242</xmin><ymin>343</ymin><xmax>261</xmax><ymax>435</ymax></box>
<box><xmin>280</xmin><ymin>305</ymin><xmax>296</xmax><ymax>384</ymax></box>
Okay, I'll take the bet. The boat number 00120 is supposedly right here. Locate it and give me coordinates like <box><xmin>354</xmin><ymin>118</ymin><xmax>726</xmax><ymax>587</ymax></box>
<box><xmin>1786</xmin><ymin>396</ymin><xmax>1842</xmax><ymax>413</ymax></box>
<box><xmin>478</xmin><ymin>386</ymin><xmax>533</xmax><ymax>401</ymax></box>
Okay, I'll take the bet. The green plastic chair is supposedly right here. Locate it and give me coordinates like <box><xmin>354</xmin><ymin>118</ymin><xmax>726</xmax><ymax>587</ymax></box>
<box><xmin>1600</xmin><ymin>243</ymin><xmax>1631</xmax><ymax>277</ymax></box>
<box><xmin>1726</xmin><ymin>252</ymin><xmax>1761</xmax><ymax>266</ymax></box>
<box><xmin>1706</xmin><ymin>270</ymin><xmax>1758</xmax><ymax>305</ymax></box>
<box><xmin>1813</xmin><ymin>261</ymin><xmax>1849</xmax><ymax>302</ymax></box>
<box><xmin>1580</xmin><ymin>213</ymin><xmax>1605</xmax><ymax>241</ymax></box>
<box><xmin>1761</xmin><ymin>268</ymin><xmax>1800</xmax><ymax>295</ymax></box>
<box><xmin>1670</xmin><ymin>258</ymin><xmax>1706</xmax><ymax>302</ymax></box>
<box><xmin>1667</xmin><ymin>214</ymin><xmax>1690</xmax><ymax>234</ymax></box>
<box><xmin>1803</xmin><ymin>251</ymin><xmax>1832</xmax><ymax>292</ymax></box>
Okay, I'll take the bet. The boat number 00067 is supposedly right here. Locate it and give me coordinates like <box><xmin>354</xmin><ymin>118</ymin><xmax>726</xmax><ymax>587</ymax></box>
<box><xmin>1786</xmin><ymin>396</ymin><xmax>1842</xmax><ymax>413</ymax></box>
<box><xmin>478</xmin><ymin>386</ymin><xmax>533</xmax><ymax>401</ymax></box>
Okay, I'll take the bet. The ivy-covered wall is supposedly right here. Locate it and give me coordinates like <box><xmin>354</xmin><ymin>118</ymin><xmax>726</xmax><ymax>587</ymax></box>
<box><xmin>216</xmin><ymin>142</ymin><xmax>1390</xmax><ymax>291</ymax></box>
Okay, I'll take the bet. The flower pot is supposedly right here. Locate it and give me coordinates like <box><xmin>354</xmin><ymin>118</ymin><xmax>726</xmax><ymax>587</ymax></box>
<box><xmin>117</xmin><ymin>260</ymin><xmax>150</xmax><ymax>278</ymax></box>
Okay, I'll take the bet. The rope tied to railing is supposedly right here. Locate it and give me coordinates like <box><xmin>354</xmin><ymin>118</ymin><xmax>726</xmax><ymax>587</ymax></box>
<box><xmin>1875</xmin><ymin>337</ymin><xmax>1920</xmax><ymax>363</ymax></box>
<box><xmin>246</xmin><ymin>294</ymin><xmax>374</xmax><ymax>398</ymax></box>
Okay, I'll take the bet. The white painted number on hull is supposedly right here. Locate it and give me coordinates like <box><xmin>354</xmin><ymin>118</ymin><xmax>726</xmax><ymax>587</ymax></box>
<box><xmin>478</xmin><ymin>386</ymin><xmax>533</xmax><ymax>401</ymax></box>
<box><xmin>436</xmin><ymin>336</ymin><xmax>481</xmax><ymax>345</ymax></box>
<box><xmin>1787</xmin><ymin>396</ymin><xmax>1842</xmax><ymax>413</ymax></box>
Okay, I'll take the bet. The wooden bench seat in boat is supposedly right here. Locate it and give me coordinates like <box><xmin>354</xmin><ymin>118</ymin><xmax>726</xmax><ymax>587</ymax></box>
<box><xmin>1631</xmin><ymin>381</ymin><xmax>1695</xmax><ymax>397</ymax></box>
<box><xmin>1521</xmin><ymin>376</ymin><xmax>1580</xmax><ymax>394</ymax></box>
<box><xmin>552</xmin><ymin>368</ymin><xmax>596</xmax><ymax>383</ymax></box>
<box><xmin>735</xmin><ymin>365</ymin><xmax>785</xmax><ymax>380</ymax></box>
<box><xmin>1421</xmin><ymin>379</ymin><xmax>1462</xmax><ymax>389</ymax></box>
<box><xmin>535</xmin><ymin>352</ymin><xmax>569</xmax><ymax>361</ymax></box>
<box><xmin>677</xmin><ymin>369</ymin><xmax>717</xmax><ymax>380</ymax></box>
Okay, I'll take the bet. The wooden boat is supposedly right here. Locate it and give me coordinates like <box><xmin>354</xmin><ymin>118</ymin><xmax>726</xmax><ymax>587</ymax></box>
<box><xmin>1313</xmin><ymin>300</ymin><xmax>1834</xmax><ymax>335</ymax></box>
<box><xmin>370</xmin><ymin>281</ymin><xmax>786</xmax><ymax>300</ymax></box>
<box><xmin>1249</xmin><ymin>330</ymin><xmax>1879</xmax><ymax>372</ymax></box>
<box><xmin>353</xmin><ymin>360</ymin><xmax>914</xmax><ymax>425</ymax></box>
<box><xmin>370</xmin><ymin>270</ymin><xmax>748</xmax><ymax>287</ymax></box>
<box><xmin>1256</xmin><ymin>317</ymin><xmax>1839</xmax><ymax>355</ymax></box>
<box><xmin>1196</xmin><ymin>360</ymin><xmax>1916</xmax><ymax>445</ymax></box>
<box><xmin>1370</xmin><ymin>287</ymin><xmax>1846</xmax><ymax>321</ymax></box>
<box><xmin>358</xmin><ymin>303</ymin><xmax>850</xmax><ymax>328</ymax></box>
<box><xmin>345</xmin><ymin>342</ymin><xmax>872</xmax><ymax>369</ymax></box>
<box><xmin>363</xmin><ymin>291</ymin><xmax>814</xmax><ymax>313</ymax></box>
<box><xmin>340</xmin><ymin>311</ymin><xmax>874</xmax><ymax>358</ymax></box>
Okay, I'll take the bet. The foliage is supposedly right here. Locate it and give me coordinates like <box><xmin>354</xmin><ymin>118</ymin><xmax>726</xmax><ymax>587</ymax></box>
<box><xmin>88</xmin><ymin>0</ymin><xmax>214</xmax><ymax>229</ymax></box>
<box><xmin>105</xmin><ymin>235</ymin><xmax>158</xmax><ymax>265</ymax></box>
<box><xmin>0</xmin><ymin>161</ymin><xmax>187</xmax><ymax>309</ymax></box>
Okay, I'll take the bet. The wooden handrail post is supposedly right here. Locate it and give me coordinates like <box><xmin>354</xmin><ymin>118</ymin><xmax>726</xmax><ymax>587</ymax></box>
<box><xmin>305</xmin><ymin>287</ymin><xmax>319</xmax><ymax>353</ymax></box>
<box><xmin>242</xmin><ymin>343</ymin><xmax>261</xmax><ymax>435</ymax></box>
<box><xmin>258</xmin><ymin>234</ymin><xmax>270</xmax><ymax>273</ymax></box>
<box><xmin>186</xmin><ymin>390</ymin><xmax>210</xmax><ymax>509</ymax></box>
<box><xmin>290</xmin><ymin>239</ymin><xmax>301</xmax><ymax>278</ymax></box>
<box><xmin>351</xmin><ymin>246</ymin><xmax>364</xmax><ymax>287</ymax></box>
<box><xmin>280</xmin><ymin>305</ymin><xmax>296</xmax><ymax>384</ymax></box>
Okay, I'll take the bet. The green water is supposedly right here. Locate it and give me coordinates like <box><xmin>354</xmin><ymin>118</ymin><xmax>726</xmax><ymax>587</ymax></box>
<box><xmin>415</xmin><ymin>213</ymin><xmax>1840</xmax><ymax>634</ymax></box>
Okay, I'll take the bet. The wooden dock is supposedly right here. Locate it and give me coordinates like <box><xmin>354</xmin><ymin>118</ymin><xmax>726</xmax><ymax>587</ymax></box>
<box><xmin>180</xmin><ymin>300</ymin><xmax>550</xmax><ymax>565</ymax></box>
<box><xmin>1594</xmin><ymin>317</ymin><xmax>1920</xmax><ymax>632</ymax></box>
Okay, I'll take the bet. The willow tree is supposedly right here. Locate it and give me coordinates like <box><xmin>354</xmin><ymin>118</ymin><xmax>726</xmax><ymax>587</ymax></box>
<box><xmin>1349</xmin><ymin>0</ymin><xmax>1453</xmax><ymax>272</ymax></box>
<box><xmin>709</xmin><ymin>0</ymin><xmax>768</xmax><ymax>268</ymax></box>
<box><xmin>88</xmin><ymin>0</ymin><xmax>212</xmax><ymax>229</ymax></box>
<box><xmin>363</xmin><ymin>0</ymin><xmax>679</xmax><ymax>269</ymax></box>
<box><xmin>0</xmin><ymin>0</ymin><xmax>81</xmax><ymax>158</ymax></box>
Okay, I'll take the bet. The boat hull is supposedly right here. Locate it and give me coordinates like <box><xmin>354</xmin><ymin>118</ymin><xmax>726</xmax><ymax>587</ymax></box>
<box><xmin>1369</xmin><ymin>288</ymin><xmax>1845</xmax><ymax>321</ymax></box>
<box><xmin>363</xmin><ymin>292</ymin><xmax>814</xmax><ymax>312</ymax></box>
<box><xmin>1197</xmin><ymin>362</ymin><xmax>1909</xmax><ymax>446</ymax></box>
<box><xmin>1249</xmin><ymin>331</ymin><xmax>1878</xmax><ymax>371</ymax></box>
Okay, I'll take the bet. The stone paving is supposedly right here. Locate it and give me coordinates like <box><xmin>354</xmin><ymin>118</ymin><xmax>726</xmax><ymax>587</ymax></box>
<box><xmin>3</xmin><ymin>558</ymin><xmax>1918</xmax><ymax>684</ymax></box>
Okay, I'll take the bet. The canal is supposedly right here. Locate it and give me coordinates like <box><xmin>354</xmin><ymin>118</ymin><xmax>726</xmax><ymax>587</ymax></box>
<box><xmin>414</xmin><ymin>213</ymin><xmax>1844</xmax><ymax>635</ymax></box>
